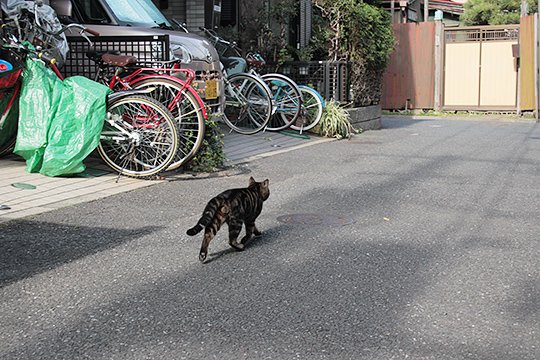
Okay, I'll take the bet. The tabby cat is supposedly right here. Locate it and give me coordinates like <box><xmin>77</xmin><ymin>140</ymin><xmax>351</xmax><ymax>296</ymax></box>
<box><xmin>187</xmin><ymin>177</ymin><xmax>270</xmax><ymax>262</ymax></box>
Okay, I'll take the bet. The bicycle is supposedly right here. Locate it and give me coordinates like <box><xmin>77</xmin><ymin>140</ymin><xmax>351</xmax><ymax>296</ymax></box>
<box><xmin>0</xmin><ymin>47</ymin><xmax>23</xmax><ymax>157</ymax></box>
<box><xmin>198</xmin><ymin>27</ymin><xmax>274</xmax><ymax>135</ymax></box>
<box><xmin>290</xmin><ymin>85</ymin><xmax>325</xmax><ymax>133</ymax></box>
<box><xmin>245</xmin><ymin>52</ymin><xmax>302</xmax><ymax>131</ymax></box>
<box><xmin>0</xmin><ymin>6</ymin><xmax>179</xmax><ymax>178</ymax></box>
<box><xmin>87</xmin><ymin>49</ymin><xmax>207</xmax><ymax>171</ymax></box>
<box><xmin>199</xmin><ymin>27</ymin><xmax>302</xmax><ymax>132</ymax></box>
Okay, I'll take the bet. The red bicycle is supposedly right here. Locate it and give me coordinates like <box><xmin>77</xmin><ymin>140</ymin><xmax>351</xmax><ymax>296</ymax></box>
<box><xmin>0</xmin><ymin>10</ymin><xmax>180</xmax><ymax>178</ymax></box>
<box><xmin>87</xmin><ymin>50</ymin><xmax>208</xmax><ymax>171</ymax></box>
<box><xmin>0</xmin><ymin>47</ymin><xmax>24</xmax><ymax>157</ymax></box>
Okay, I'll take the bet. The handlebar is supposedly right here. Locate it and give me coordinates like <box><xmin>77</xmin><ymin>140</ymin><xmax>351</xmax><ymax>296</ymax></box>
<box><xmin>199</xmin><ymin>26</ymin><xmax>242</xmax><ymax>56</ymax></box>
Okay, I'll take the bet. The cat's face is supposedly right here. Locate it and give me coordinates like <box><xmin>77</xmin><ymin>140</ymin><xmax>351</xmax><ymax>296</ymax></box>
<box><xmin>249</xmin><ymin>177</ymin><xmax>270</xmax><ymax>201</ymax></box>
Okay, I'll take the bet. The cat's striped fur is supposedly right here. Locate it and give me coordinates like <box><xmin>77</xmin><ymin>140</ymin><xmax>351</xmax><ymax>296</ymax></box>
<box><xmin>187</xmin><ymin>177</ymin><xmax>270</xmax><ymax>262</ymax></box>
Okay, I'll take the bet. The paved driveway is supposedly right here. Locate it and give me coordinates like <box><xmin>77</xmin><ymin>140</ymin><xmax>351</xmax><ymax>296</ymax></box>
<box><xmin>0</xmin><ymin>117</ymin><xmax>538</xmax><ymax>359</ymax></box>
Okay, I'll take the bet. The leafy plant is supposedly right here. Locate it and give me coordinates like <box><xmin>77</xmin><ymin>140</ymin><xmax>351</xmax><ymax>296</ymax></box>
<box><xmin>185</xmin><ymin>117</ymin><xmax>226</xmax><ymax>172</ymax></box>
<box><xmin>313</xmin><ymin>0</ymin><xmax>394</xmax><ymax>106</ymax></box>
<box><xmin>461</xmin><ymin>0</ymin><xmax>537</xmax><ymax>25</ymax></box>
<box><xmin>277</xmin><ymin>47</ymin><xmax>294</xmax><ymax>64</ymax></box>
<box><xmin>313</xmin><ymin>100</ymin><xmax>359</xmax><ymax>139</ymax></box>
<box><xmin>296</xmin><ymin>46</ymin><xmax>314</xmax><ymax>61</ymax></box>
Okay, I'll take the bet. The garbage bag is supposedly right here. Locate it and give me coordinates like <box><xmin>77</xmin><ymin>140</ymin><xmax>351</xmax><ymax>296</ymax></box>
<box><xmin>14</xmin><ymin>58</ymin><xmax>111</xmax><ymax>176</ymax></box>
<box><xmin>1</xmin><ymin>0</ymin><xmax>69</xmax><ymax>64</ymax></box>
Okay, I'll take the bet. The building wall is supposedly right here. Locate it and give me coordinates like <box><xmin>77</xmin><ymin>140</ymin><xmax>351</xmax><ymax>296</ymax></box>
<box><xmin>153</xmin><ymin>0</ymin><xmax>187</xmax><ymax>21</ymax></box>
<box><xmin>152</xmin><ymin>0</ymin><xmax>205</xmax><ymax>32</ymax></box>
<box><xmin>186</xmin><ymin>0</ymin><xmax>206</xmax><ymax>32</ymax></box>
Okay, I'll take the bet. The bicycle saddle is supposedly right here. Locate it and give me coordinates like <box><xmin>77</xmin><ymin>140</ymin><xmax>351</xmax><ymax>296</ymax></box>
<box><xmin>220</xmin><ymin>56</ymin><xmax>239</xmax><ymax>70</ymax></box>
<box><xmin>86</xmin><ymin>50</ymin><xmax>137</xmax><ymax>67</ymax></box>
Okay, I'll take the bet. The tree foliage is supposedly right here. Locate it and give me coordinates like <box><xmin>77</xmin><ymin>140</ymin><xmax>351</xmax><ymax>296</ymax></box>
<box><xmin>461</xmin><ymin>0</ymin><xmax>537</xmax><ymax>25</ymax></box>
<box><xmin>314</xmin><ymin>0</ymin><xmax>394</xmax><ymax>106</ymax></box>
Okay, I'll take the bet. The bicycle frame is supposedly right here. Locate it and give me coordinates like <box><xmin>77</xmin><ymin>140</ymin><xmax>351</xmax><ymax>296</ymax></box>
<box><xmin>97</xmin><ymin>64</ymin><xmax>209</xmax><ymax>119</ymax></box>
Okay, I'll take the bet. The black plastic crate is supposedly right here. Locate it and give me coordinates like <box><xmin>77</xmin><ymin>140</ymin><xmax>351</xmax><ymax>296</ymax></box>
<box><xmin>62</xmin><ymin>35</ymin><xmax>170</xmax><ymax>79</ymax></box>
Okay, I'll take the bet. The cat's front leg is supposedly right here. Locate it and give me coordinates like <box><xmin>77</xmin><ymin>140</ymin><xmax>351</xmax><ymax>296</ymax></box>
<box><xmin>240</xmin><ymin>222</ymin><xmax>260</xmax><ymax>245</ymax></box>
<box><xmin>253</xmin><ymin>224</ymin><xmax>262</xmax><ymax>237</ymax></box>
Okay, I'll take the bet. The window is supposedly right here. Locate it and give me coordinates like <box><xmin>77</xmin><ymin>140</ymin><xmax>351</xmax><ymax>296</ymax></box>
<box><xmin>72</xmin><ymin>0</ymin><xmax>111</xmax><ymax>24</ymax></box>
<box><xmin>220</xmin><ymin>0</ymin><xmax>237</xmax><ymax>27</ymax></box>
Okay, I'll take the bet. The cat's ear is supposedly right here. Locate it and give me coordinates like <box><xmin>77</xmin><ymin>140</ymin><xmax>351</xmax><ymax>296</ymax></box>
<box><xmin>263</xmin><ymin>179</ymin><xmax>269</xmax><ymax>187</ymax></box>
<box><xmin>249</xmin><ymin>176</ymin><xmax>256</xmax><ymax>186</ymax></box>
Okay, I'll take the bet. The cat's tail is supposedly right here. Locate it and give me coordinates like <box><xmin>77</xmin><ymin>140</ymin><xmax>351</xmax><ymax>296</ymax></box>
<box><xmin>186</xmin><ymin>198</ymin><xmax>221</xmax><ymax>236</ymax></box>
<box><xmin>186</xmin><ymin>223</ymin><xmax>204</xmax><ymax>236</ymax></box>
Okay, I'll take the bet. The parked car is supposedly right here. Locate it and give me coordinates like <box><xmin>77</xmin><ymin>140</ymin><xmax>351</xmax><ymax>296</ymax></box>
<box><xmin>48</xmin><ymin>0</ymin><xmax>224</xmax><ymax>111</ymax></box>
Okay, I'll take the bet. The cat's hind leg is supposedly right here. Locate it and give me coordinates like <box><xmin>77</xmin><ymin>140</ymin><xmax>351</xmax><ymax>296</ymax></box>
<box><xmin>228</xmin><ymin>220</ymin><xmax>245</xmax><ymax>251</ymax></box>
<box><xmin>199</xmin><ymin>220</ymin><xmax>226</xmax><ymax>262</ymax></box>
<box><xmin>199</xmin><ymin>205</ymin><xmax>229</xmax><ymax>262</ymax></box>
<box><xmin>199</xmin><ymin>230</ymin><xmax>214</xmax><ymax>262</ymax></box>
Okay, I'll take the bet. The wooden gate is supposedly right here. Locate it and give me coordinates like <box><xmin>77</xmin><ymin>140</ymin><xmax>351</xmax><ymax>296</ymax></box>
<box><xmin>443</xmin><ymin>26</ymin><xmax>519</xmax><ymax>110</ymax></box>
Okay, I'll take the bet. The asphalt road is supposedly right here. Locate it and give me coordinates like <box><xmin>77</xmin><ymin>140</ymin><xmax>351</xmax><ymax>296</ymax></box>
<box><xmin>1</xmin><ymin>117</ymin><xmax>539</xmax><ymax>359</ymax></box>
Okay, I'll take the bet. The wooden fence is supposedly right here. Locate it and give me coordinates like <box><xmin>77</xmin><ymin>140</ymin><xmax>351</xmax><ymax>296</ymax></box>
<box><xmin>381</xmin><ymin>22</ymin><xmax>436</xmax><ymax>110</ymax></box>
<box><xmin>382</xmin><ymin>17</ymin><xmax>536</xmax><ymax>112</ymax></box>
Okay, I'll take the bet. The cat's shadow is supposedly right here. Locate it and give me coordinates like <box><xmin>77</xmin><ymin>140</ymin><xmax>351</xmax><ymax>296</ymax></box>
<box><xmin>205</xmin><ymin>224</ymin><xmax>286</xmax><ymax>264</ymax></box>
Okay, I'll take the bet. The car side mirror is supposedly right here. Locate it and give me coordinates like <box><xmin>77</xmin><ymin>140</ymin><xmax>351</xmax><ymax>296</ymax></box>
<box><xmin>50</xmin><ymin>0</ymin><xmax>73</xmax><ymax>18</ymax></box>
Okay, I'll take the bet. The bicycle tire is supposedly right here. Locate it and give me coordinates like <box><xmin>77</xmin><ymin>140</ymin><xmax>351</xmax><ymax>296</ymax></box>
<box><xmin>261</xmin><ymin>73</ymin><xmax>302</xmax><ymax>131</ymax></box>
<box><xmin>290</xmin><ymin>86</ymin><xmax>325</xmax><ymax>132</ymax></box>
<box><xmin>0</xmin><ymin>89</ymin><xmax>20</xmax><ymax>158</ymax></box>
<box><xmin>131</xmin><ymin>78</ymin><xmax>206</xmax><ymax>171</ymax></box>
<box><xmin>0</xmin><ymin>135</ymin><xmax>16</xmax><ymax>158</ymax></box>
<box><xmin>98</xmin><ymin>95</ymin><xmax>178</xmax><ymax>178</ymax></box>
<box><xmin>222</xmin><ymin>73</ymin><xmax>272</xmax><ymax>135</ymax></box>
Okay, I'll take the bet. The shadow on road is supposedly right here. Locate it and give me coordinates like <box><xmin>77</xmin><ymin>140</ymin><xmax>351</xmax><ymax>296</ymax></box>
<box><xmin>0</xmin><ymin>220</ymin><xmax>161</xmax><ymax>287</ymax></box>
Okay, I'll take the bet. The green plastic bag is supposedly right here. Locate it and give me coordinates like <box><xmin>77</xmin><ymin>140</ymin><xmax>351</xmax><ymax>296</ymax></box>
<box><xmin>14</xmin><ymin>58</ymin><xmax>111</xmax><ymax>176</ymax></box>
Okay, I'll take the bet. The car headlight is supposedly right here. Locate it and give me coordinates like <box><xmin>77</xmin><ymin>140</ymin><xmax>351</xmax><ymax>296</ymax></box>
<box><xmin>170</xmin><ymin>43</ymin><xmax>192</xmax><ymax>63</ymax></box>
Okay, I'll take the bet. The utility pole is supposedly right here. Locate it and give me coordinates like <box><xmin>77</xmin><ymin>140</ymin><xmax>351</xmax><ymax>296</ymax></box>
<box><xmin>424</xmin><ymin>0</ymin><xmax>429</xmax><ymax>22</ymax></box>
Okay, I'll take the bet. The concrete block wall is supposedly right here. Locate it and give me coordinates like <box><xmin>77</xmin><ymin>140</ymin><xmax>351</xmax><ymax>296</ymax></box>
<box><xmin>186</xmin><ymin>0</ymin><xmax>206</xmax><ymax>32</ymax></box>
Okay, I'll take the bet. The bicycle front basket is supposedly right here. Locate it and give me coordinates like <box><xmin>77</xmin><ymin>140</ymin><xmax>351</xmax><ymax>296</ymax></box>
<box><xmin>0</xmin><ymin>48</ymin><xmax>24</xmax><ymax>90</ymax></box>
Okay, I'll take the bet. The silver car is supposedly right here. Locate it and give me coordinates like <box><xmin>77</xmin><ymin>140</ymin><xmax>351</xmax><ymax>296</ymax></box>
<box><xmin>49</xmin><ymin>0</ymin><xmax>224</xmax><ymax>111</ymax></box>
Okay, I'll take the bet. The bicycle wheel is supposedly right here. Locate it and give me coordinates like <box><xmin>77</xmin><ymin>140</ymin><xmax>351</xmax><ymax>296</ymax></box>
<box><xmin>261</xmin><ymin>73</ymin><xmax>302</xmax><ymax>131</ymax></box>
<box><xmin>290</xmin><ymin>86</ymin><xmax>325</xmax><ymax>132</ymax></box>
<box><xmin>0</xmin><ymin>90</ymin><xmax>20</xmax><ymax>158</ymax></box>
<box><xmin>222</xmin><ymin>73</ymin><xmax>272</xmax><ymax>135</ymax></box>
<box><xmin>98</xmin><ymin>95</ymin><xmax>178</xmax><ymax>178</ymax></box>
<box><xmin>131</xmin><ymin>78</ymin><xmax>206</xmax><ymax>171</ymax></box>
<box><xmin>0</xmin><ymin>135</ymin><xmax>16</xmax><ymax>158</ymax></box>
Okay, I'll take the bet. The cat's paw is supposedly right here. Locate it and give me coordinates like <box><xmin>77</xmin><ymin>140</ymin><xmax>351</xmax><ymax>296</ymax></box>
<box><xmin>230</xmin><ymin>242</ymin><xmax>245</xmax><ymax>251</ymax></box>
<box><xmin>199</xmin><ymin>252</ymin><xmax>207</xmax><ymax>262</ymax></box>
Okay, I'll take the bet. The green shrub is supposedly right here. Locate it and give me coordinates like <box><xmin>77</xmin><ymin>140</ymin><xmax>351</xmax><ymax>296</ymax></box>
<box><xmin>313</xmin><ymin>100</ymin><xmax>359</xmax><ymax>139</ymax></box>
<box><xmin>185</xmin><ymin>118</ymin><xmax>226</xmax><ymax>172</ymax></box>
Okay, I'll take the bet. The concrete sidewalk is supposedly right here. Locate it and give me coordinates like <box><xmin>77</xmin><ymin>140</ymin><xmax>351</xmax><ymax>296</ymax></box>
<box><xmin>0</xmin><ymin>129</ymin><xmax>331</xmax><ymax>223</ymax></box>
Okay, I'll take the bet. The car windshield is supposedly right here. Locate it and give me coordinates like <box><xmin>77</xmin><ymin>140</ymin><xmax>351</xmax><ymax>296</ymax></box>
<box><xmin>103</xmin><ymin>0</ymin><xmax>171</xmax><ymax>27</ymax></box>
